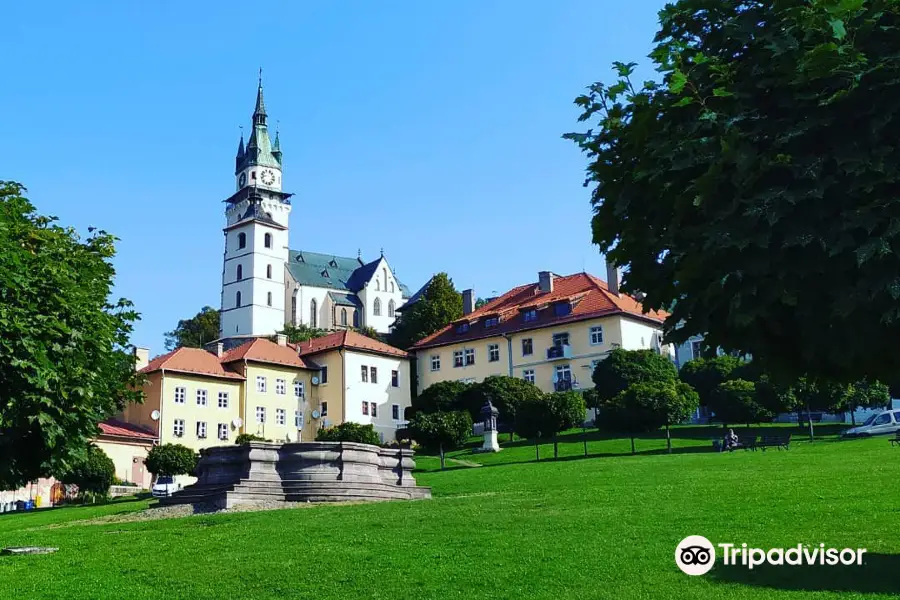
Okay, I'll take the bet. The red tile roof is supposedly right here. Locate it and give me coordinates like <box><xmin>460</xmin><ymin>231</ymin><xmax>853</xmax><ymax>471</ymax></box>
<box><xmin>296</xmin><ymin>330</ymin><xmax>410</xmax><ymax>359</ymax></box>
<box><xmin>221</xmin><ymin>338</ymin><xmax>316</xmax><ymax>369</ymax></box>
<box><xmin>412</xmin><ymin>272</ymin><xmax>668</xmax><ymax>350</ymax></box>
<box><xmin>98</xmin><ymin>419</ymin><xmax>157</xmax><ymax>441</ymax></box>
<box><xmin>138</xmin><ymin>347</ymin><xmax>245</xmax><ymax>380</ymax></box>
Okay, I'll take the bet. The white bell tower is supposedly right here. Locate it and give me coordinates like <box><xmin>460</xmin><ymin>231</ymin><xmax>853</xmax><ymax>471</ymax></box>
<box><xmin>219</xmin><ymin>76</ymin><xmax>292</xmax><ymax>339</ymax></box>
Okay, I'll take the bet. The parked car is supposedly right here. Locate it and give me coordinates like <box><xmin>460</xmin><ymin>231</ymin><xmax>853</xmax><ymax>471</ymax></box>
<box><xmin>842</xmin><ymin>410</ymin><xmax>900</xmax><ymax>438</ymax></box>
<box><xmin>150</xmin><ymin>476</ymin><xmax>182</xmax><ymax>498</ymax></box>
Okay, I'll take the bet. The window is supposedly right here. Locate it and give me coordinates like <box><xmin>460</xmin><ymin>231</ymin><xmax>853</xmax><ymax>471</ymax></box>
<box><xmin>335</xmin><ymin>307</ymin><xmax>345</xmax><ymax>326</ymax></box>
<box><xmin>488</xmin><ymin>344</ymin><xmax>500</xmax><ymax>362</ymax></box>
<box><xmin>295</xmin><ymin>410</ymin><xmax>304</xmax><ymax>429</ymax></box>
<box><xmin>361</xmin><ymin>365</ymin><xmax>369</xmax><ymax>382</ymax></box>
<box><xmin>256</xmin><ymin>406</ymin><xmax>266</xmax><ymax>424</ymax></box>
<box><xmin>236</xmin><ymin>291</ymin><xmax>242</xmax><ymax>308</ymax></box>
<box><xmin>431</xmin><ymin>355</ymin><xmax>441</xmax><ymax>371</ymax></box>
<box><xmin>388</xmin><ymin>299</ymin><xmax>395</xmax><ymax>317</ymax></box>
<box><xmin>196</xmin><ymin>421</ymin><xmax>207</xmax><ymax>439</ymax></box>
<box><xmin>556</xmin><ymin>364</ymin><xmax>572</xmax><ymax>381</ymax></box>
<box><xmin>237</xmin><ymin>264</ymin><xmax>243</xmax><ymax>280</ymax></box>
<box><xmin>174</xmin><ymin>386</ymin><xmax>186</xmax><ymax>404</ymax></box>
<box><xmin>874</xmin><ymin>413</ymin><xmax>891</xmax><ymax>425</ymax></box>
<box><xmin>456</xmin><ymin>323</ymin><xmax>470</xmax><ymax>334</ymax></box>
<box><xmin>554</xmin><ymin>302</ymin><xmax>572</xmax><ymax>317</ymax></box>
<box><xmin>218</xmin><ymin>391</ymin><xmax>229</xmax><ymax>409</ymax></box>
<box><xmin>173</xmin><ymin>419</ymin><xmax>185</xmax><ymax>437</ymax></box>
<box><xmin>484</xmin><ymin>317</ymin><xmax>499</xmax><ymax>328</ymax></box>
<box><xmin>553</xmin><ymin>332</ymin><xmax>570</xmax><ymax>347</ymax></box>
<box><xmin>291</xmin><ymin>294</ymin><xmax>297</xmax><ymax>324</ymax></box>
<box><xmin>371</xmin><ymin>402</ymin><xmax>378</xmax><ymax>418</ymax></box>
<box><xmin>264</xmin><ymin>233</ymin><xmax>272</xmax><ymax>248</ymax></box>
<box><xmin>523</xmin><ymin>369</ymin><xmax>535</xmax><ymax>384</ymax></box>
<box><xmin>321</xmin><ymin>402</ymin><xmax>328</xmax><ymax>416</ymax></box>
<box><xmin>294</xmin><ymin>381</ymin><xmax>305</xmax><ymax>399</ymax></box>
<box><xmin>376</xmin><ymin>279</ymin><xmax>380</xmax><ymax>291</ymax></box>
<box><xmin>523</xmin><ymin>309</ymin><xmax>537</xmax><ymax>322</ymax></box>
<box><xmin>691</xmin><ymin>340</ymin><xmax>702</xmax><ymax>360</ymax></box>
<box><xmin>310</xmin><ymin>299</ymin><xmax>318</xmax><ymax>328</ymax></box>
<box><xmin>256</xmin><ymin>376</ymin><xmax>267</xmax><ymax>392</ymax></box>
<box><xmin>218</xmin><ymin>423</ymin><xmax>229</xmax><ymax>441</ymax></box>
<box><xmin>251</xmin><ymin>171</ymin><xmax>256</xmax><ymax>179</ymax></box>
<box><xmin>362</xmin><ymin>401</ymin><xmax>369</xmax><ymax>416</ymax></box>
<box><xmin>238</xmin><ymin>232</ymin><xmax>246</xmax><ymax>249</ymax></box>
<box><xmin>522</xmin><ymin>338</ymin><xmax>533</xmax><ymax>356</ymax></box>
<box><xmin>590</xmin><ymin>326</ymin><xmax>604</xmax><ymax>345</ymax></box>
<box><xmin>373</xmin><ymin>298</ymin><xmax>382</xmax><ymax>316</ymax></box>
<box><xmin>320</xmin><ymin>366</ymin><xmax>328</xmax><ymax>384</ymax></box>
<box><xmin>196</xmin><ymin>389</ymin><xmax>207</xmax><ymax>406</ymax></box>
<box><xmin>266</xmin><ymin>264</ymin><xmax>272</xmax><ymax>279</ymax></box>
<box><xmin>275</xmin><ymin>378</ymin><xmax>286</xmax><ymax>395</ymax></box>
<box><xmin>454</xmin><ymin>350</ymin><xmax>464</xmax><ymax>368</ymax></box>
<box><xmin>391</xmin><ymin>370</ymin><xmax>399</xmax><ymax>387</ymax></box>
<box><xmin>390</xmin><ymin>281</ymin><xmax>395</xmax><ymax>293</ymax></box>
<box><xmin>276</xmin><ymin>409</ymin><xmax>286</xmax><ymax>426</ymax></box>
<box><xmin>371</xmin><ymin>367</ymin><xmax>378</xmax><ymax>384</ymax></box>
<box><xmin>267</xmin><ymin>291</ymin><xmax>273</xmax><ymax>307</ymax></box>
<box><xmin>464</xmin><ymin>349</ymin><xmax>475</xmax><ymax>365</ymax></box>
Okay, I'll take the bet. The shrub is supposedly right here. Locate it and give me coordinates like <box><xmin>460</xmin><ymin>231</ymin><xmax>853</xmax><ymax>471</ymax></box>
<box><xmin>315</xmin><ymin>422</ymin><xmax>381</xmax><ymax>445</ymax></box>
<box><xmin>61</xmin><ymin>444</ymin><xmax>116</xmax><ymax>500</ymax></box>
<box><xmin>145</xmin><ymin>443</ymin><xmax>198</xmax><ymax>477</ymax></box>
<box><xmin>234</xmin><ymin>433</ymin><xmax>271</xmax><ymax>445</ymax></box>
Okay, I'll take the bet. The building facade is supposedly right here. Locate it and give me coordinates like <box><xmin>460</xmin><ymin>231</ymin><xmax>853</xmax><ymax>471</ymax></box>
<box><xmin>219</xmin><ymin>80</ymin><xmax>410</xmax><ymax>339</ymax></box>
<box><xmin>411</xmin><ymin>270</ymin><xmax>672</xmax><ymax>395</ymax></box>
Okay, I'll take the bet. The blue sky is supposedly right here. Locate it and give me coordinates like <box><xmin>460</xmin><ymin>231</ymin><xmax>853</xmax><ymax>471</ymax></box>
<box><xmin>2</xmin><ymin>1</ymin><xmax>665</xmax><ymax>352</ymax></box>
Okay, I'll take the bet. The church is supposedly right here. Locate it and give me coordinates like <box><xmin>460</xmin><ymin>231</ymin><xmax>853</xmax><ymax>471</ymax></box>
<box><xmin>218</xmin><ymin>79</ymin><xmax>410</xmax><ymax>341</ymax></box>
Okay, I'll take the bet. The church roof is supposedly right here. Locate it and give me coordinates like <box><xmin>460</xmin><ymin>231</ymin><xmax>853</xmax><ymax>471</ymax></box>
<box><xmin>328</xmin><ymin>291</ymin><xmax>362</xmax><ymax>307</ymax></box>
<box><xmin>286</xmin><ymin>250</ymin><xmax>411</xmax><ymax>297</ymax></box>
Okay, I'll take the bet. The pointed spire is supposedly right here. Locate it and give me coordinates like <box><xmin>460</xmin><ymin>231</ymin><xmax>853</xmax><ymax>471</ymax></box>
<box><xmin>236</xmin><ymin>128</ymin><xmax>245</xmax><ymax>159</ymax></box>
<box><xmin>253</xmin><ymin>68</ymin><xmax>267</xmax><ymax>125</ymax></box>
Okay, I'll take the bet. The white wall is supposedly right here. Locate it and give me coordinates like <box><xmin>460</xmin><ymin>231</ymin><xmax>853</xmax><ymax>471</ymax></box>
<box><xmin>357</xmin><ymin>257</ymin><xmax>406</xmax><ymax>334</ymax></box>
<box><xmin>619</xmin><ymin>318</ymin><xmax>674</xmax><ymax>359</ymax></box>
<box><xmin>342</xmin><ymin>350</ymin><xmax>411</xmax><ymax>442</ymax></box>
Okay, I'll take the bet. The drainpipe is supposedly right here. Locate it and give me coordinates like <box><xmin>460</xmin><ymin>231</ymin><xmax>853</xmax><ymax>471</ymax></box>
<box><xmin>502</xmin><ymin>334</ymin><xmax>513</xmax><ymax>377</ymax></box>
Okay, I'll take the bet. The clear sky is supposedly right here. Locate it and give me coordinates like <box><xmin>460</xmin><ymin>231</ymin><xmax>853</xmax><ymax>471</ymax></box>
<box><xmin>2</xmin><ymin>1</ymin><xmax>666</xmax><ymax>352</ymax></box>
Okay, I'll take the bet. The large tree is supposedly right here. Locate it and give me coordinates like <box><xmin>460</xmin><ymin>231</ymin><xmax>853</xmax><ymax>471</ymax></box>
<box><xmin>708</xmin><ymin>379</ymin><xmax>775</xmax><ymax>428</ymax></box>
<box><xmin>514</xmin><ymin>392</ymin><xmax>586</xmax><ymax>459</ymax></box>
<box><xmin>406</xmin><ymin>411</ymin><xmax>472</xmax><ymax>470</ymax></box>
<box><xmin>679</xmin><ymin>356</ymin><xmax>743</xmax><ymax>409</ymax></box>
<box><xmin>407</xmin><ymin>380</ymin><xmax>471</xmax><ymax>419</ymax></box>
<box><xmin>164</xmin><ymin>306</ymin><xmax>220</xmax><ymax>350</ymax></box>
<box><xmin>592</xmin><ymin>348</ymin><xmax>678</xmax><ymax>405</ymax></box>
<box><xmin>0</xmin><ymin>182</ymin><xmax>142</xmax><ymax>490</ymax></box>
<box><xmin>567</xmin><ymin>0</ymin><xmax>900</xmax><ymax>382</ymax></box>
<box><xmin>458</xmin><ymin>375</ymin><xmax>543</xmax><ymax>435</ymax></box>
<box><xmin>387</xmin><ymin>273</ymin><xmax>463</xmax><ymax>350</ymax></box>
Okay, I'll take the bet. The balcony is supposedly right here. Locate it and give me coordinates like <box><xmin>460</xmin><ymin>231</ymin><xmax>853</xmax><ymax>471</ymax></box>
<box><xmin>554</xmin><ymin>379</ymin><xmax>573</xmax><ymax>392</ymax></box>
<box><xmin>546</xmin><ymin>344</ymin><xmax>573</xmax><ymax>360</ymax></box>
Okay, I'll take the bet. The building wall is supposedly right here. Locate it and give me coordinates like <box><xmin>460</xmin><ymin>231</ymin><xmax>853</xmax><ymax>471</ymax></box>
<box><xmin>342</xmin><ymin>350</ymin><xmax>411</xmax><ymax>442</ymax></box>
<box><xmin>286</xmin><ymin>283</ymin><xmax>333</xmax><ymax>330</ymax></box>
<box><xmin>93</xmin><ymin>438</ymin><xmax>153</xmax><ymax>489</ymax></box>
<box><xmin>240</xmin><ymin>362</ymin><xmax>314</xmax><ymax>443</ymax></box>
<box><xmin>305</xmin><ymin>349</ymin><xmax>345</xmax><ymax>436</ymax></box>
<box><xmin>123</xmin><ymin>371</ymin><xmax>164</xmax><ymax>437</ymax></box>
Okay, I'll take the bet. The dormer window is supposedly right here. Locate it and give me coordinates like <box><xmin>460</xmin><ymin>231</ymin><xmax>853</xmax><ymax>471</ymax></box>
<box><xmin>456</xmin><ymin>323</ymin><xmax>470</xmax><ymax>334</ymax></box>
<box><xmin>523</xmin><ymin>309</ymin><xmax>538</xmax><ymax>322</ymax></box>
<box><xmin>554</xmin><ymin>302</ymin><xmax>572</xmax><ymax>317</ymax></box>
<box><xmin>484</xmin><ymin>317</ymin><xmax>499</xmax><ymax>328</ymax></box>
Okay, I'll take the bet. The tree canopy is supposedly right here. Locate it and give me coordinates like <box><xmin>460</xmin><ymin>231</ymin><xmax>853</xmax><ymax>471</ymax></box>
<box><xmin>406</xmin><ymin>410</ymin><xmax>472</xmax><ymax>469</ymax></box>
<box><xmin>408</xmin><ymin>380</ymin><xmax>472</xmax><ymax>419</ymax></box>
<box><xmin>278</xmin><ymin>323</ymin><xmax>329</xmax><ymax>344</ymax></box>
<box><xmin>709</xmin><ymin>379</ymin><xmax>774</xmax><ymax>426</ymax></box>
<box><xmin>387</xmin><ymin>273</ymin><xmax>463</xmax><ymax>350</ymax></box>
<box><xmin>0</xmin><ymin>182</ymin><xmax>142</xmax><ymax>490</ymax></box>
<box><xmin>678</xmin><ymin>356</ymin><xmax>743</xmax><ymax>407</ymax></box>
<box><xmin>164</xmin><ymin>306</ymin><xmax>220</xmax><ymax>350</ymax></box>
<box><xmin>315</xmin><ymin>422</ymin><xmax>381</xmax><ymax>446</ymax></box>
<box><xmin>592</xmin><ymin>348</ymin><xmax>678</xmax><ymax>404</ymax></box>
<box><xmin>566</xmin><ymin>0</ymin><xmax>900</xmax><ymax>382</ymax></box>
<box><xmin>145</xmin><ymin>444</ymin><xmax>198</xmax><ymax>477</ymax></box>
<box><xmin>514</xmin><ymin>392</ymin><xmax>586</xmax><ymax>440</ymax></box>
<box><xmin>458</xmin><ymin>375</ymin><xmax>543</xmax><ymax>424</ymax></box>
<box><xmin>60</xmin><ymin>444</ymin><xmax>116</xmax><ymax>498</ymax></box>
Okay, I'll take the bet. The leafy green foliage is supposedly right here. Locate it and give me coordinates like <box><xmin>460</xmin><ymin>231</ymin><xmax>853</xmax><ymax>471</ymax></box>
<box><xmin>387</xmin><ymin>273</ymin><xmax>463</xmax><ymax>350</ymax></box>
<box><xmin>566</xmin><ymin>0</ymin><xmax>900</xmax><ymax>382</ymax></box>
<box><xmin>60</xmin><ymin>444</ymin><xmax>116</xmax><ymax>498</ymax></box>
<box><xmin>592</xmin><ymin>349</ymin><xmax>678</xmax><ymax>403</ymax></box>
<box><xmin>408</xmin><ymin>380</ymin><xmax>472</xmax><ymax>419</ymax></box>
<box><xmin>407</xmin><ymin>411</ymin><xmax>472</xmax><ymax>468</ymax></box>
<box><xmin>278</xmin><ymin>323</ymin><xmax>329</xmax><ymax>344</ymax></box>
<box><xmin>514</xmin><ymin>392</ymin><xmax>586</xmax><ymax>440</ymax></box>
<box><xmin>234</xmin><ymin>433</ymin><xmax>270</xmax><ymax>444</ymax></box>
<box><xmin>458</xmin><ymin>376</ymin><xmax>543</xmax><ymax>424</ymax></box>
<box><xmin>601</xmin><ymin>381</ymin><xmax>699</xmax><ymax>453</ymax></box>
<box><xmin>841</xmin><ymin>379</ymin><xmax>891</xmax><ymax>414</ymax></box>
<box><xmin>679</xmin><ymin>356</ymin><xmax>743</xmax><ymax>407</ymax></box>
<box><xmin>315</xmin><ymin>422</ymin><xmax>382</xmax><ymax>446</ymax></box>
<box><xmin>709</xmin><ymin>379</ymin><xmax>774</xmax><ymax>426</ymax></box>
<box><xmin>145</xmin><ymin>444</ymin><xmax>198</xmax><ymax>477</ymax></box>
<box><xmin>0</xmin><ymin>182</ymin><xmax>143</xmax><ymax>490</ymax></box>
<box><xmin>164</xmin><ymin>306</ymin><xmax>220</xmax><ymax>350</ymax></box>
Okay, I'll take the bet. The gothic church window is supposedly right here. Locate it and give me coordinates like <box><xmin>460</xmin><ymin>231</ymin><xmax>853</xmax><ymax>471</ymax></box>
<box><xmin>390</xmin><ymin>281</ymin><xmax>395</xmax><ymax>293</ymax></box>
<box><xmin>238</xmin><ymin>232</ymin><xmax>246</xmax><ymax>249</ymax></box>
<box><xmin>373</xmin><ymin>298</ymin><xmax>382</xmax><ymax>316</ymax></box>
<box><xmin>375</xmin><ymin>278</ymin><xmax>380</xmax><ymax>291</ymax></box>
<box><xmin>341</xmin><ymin>308</ymin><xmax>347</xmax><ymax>326</ymax></box>
<box><xmin>388</xmin><ymin>299</ymin><xmax>395</xmax><ymax>318</ymax></box>
<box><xmin>310</xmin><ymin>299</ymin><xmax>318</xmax><ymax>328</ymax></box>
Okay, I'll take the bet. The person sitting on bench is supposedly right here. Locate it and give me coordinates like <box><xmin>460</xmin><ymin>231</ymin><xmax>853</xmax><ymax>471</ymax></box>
<box><xmin>724</xmin><ymin>429</ymin><xmax>742</xmax><ymax>451</ymax></box>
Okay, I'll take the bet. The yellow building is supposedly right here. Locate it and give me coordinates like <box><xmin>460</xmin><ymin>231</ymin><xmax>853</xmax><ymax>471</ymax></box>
<box><xmin>411</xmin><ymin>271</ymin><xmax>671</xmax><ymax>395</ymax></box>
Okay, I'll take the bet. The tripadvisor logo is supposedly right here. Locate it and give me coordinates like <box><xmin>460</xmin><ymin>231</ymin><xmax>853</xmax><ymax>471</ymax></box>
<box><xmin>675</xmin><ymin>536</ymin><xmax>867</xmax><ymax>576</ymax></box>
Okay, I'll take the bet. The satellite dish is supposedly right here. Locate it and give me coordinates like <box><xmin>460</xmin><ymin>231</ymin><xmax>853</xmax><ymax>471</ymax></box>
<box><xmin>311</xmin><ymin>376</ymin><xmax>320</xmax><ymax>385</ymax></box>
<box><xmin>150</xmin><ymin>410</ymin><xmax>160</xmax><ymax>421</ymax></box>
<box><xmin>311</xmin><ymin>410</ymin><xmax>321</xmax><ymax>419</ymax></box>
<box><xmin>232</xmin><ymin>417</ymin><xmax>243</xmax><ymax>428</ymax></box>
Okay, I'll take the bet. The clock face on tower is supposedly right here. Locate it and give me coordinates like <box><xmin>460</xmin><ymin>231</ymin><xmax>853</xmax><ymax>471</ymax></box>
<box><xmin>261</xmin><ymin>169</ymin><xmax>275</xmax><ymax>186</ymax></box>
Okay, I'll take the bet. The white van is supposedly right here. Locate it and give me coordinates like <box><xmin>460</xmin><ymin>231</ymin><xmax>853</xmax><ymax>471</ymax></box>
<box><xmin>842</xmin><ymin>409</ymin><xmax>900</xmax><ymax>438</ymax></box>
<box><xmin>150</xmin><ymin>475</ymin><xmax>182</xmax><ymax>498</ymax></box>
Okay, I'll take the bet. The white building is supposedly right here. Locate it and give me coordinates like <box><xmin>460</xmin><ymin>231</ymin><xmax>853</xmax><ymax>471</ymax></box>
<box><xmin>219</xmin><ymin>79</ymin><xmax>410</xmax><ymax>341</ymax></box>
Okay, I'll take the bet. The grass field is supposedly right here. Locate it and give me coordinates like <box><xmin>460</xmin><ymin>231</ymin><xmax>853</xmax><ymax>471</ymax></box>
<box><xmin>1</xmin><ymin>425</ymin><xmax>898</xmax><ymax>599</ymax></box>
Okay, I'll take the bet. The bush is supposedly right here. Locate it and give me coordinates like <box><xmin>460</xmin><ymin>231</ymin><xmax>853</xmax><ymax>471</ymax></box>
<box><xmin>145</xmin><ymin>443</ymin><xmax>198</xmax><ymax>477</ymax></box>
<box><xmin>234</xmin><ymin>433</ymin><xmax>271</xmax><ymax>445</ymax></box>
<box><xmin>315</xmin><ymin>422</ymin><xmax>381</xmax><ymax>445</ymax></box>
<box><xmin>61</xmin><ymin>444</ymin><xmax>116</xmax><ymax>499</ymax></box>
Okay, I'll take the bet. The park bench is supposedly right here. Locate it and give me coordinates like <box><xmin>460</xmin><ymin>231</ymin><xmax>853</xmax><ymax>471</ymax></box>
<box><xmin>890</xmin><ymin>432</ymin><xmax>900</xmax><ymax>447</ymax></box>
<box><xmin>718</xmin><ymin>435</ymin><xmax>755</xmax><ymax>452</ymax></box>
<box><xmin>755</xmin><ymin>434</ymin><xmax>791</xmax><ymax>451</ymax></box>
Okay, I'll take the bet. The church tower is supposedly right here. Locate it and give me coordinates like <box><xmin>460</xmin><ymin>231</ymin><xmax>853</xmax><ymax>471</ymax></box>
<box><xmin>219</xmin><ymin>76</ymin><xmax>293</xmax><ymax>339</ymax></box>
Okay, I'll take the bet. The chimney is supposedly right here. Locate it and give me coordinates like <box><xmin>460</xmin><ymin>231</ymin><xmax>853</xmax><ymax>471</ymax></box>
<box><xmin>204</xmin><ymin>341</ymin><xmax>225</xmax><ymax>357</ymax></box>
<box><xmin>606</xmin><ymin>263</ymin><xmax>620</xmax><ymax>296</ymax></box>
<box><xmin>276</xmin><ymin>333</ymin><xmax>288</xmax><ymax>346</ymax></box>
<box><xmin>133</xmin><ymin>347</ymin><xmax>149</xmax><ymax>371</ymax></box>
<box><xmin>462</xmin><ymin>289</ymin><xmax>475</xmax><ymax>315</ymax></box>
<box><xmin>538</xmin><ymin>271</ymin><xmax>554</xmax><ymax>294</ymax></box>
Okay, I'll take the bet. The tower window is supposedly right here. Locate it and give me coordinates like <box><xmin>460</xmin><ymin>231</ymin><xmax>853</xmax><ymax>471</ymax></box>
<box><xmin>264</xmin><ymin>233</ymin><xmax>272</xmax><ymax>248</ymax></box>
<box><xmin>373</xmin><ymin>298</ymin><xmax>381</xmax><ymax>316</ymax></box>
<box><xmin>251</xmin><ymin>171</ymin><xmax>256</xmax><ymax>179</ymax></box>
<box><xmin>238</xmin><ymin>232</ymin><xmax>246</xmax><ymax>249</ymax></box>
<box><xmin>267</xmin><ymin>292</ymin><xmax>272</xmax><ymax>307</ymax></box>
<box><xmin>236</xmin><ymin>264</ymin><xmax>243</xmax><ymax>280</ymax></box>
<box><xmin>236</xmin><ymin>291</ymin><xmax>242</xmax><ymax>307</ymax></box>
<box><xmin>266</xmin><ymin>264</ymin><xmax>272</xmax><ymax>279</ymax></box>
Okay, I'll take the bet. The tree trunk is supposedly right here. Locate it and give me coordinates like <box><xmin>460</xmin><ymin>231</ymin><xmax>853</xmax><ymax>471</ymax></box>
<box><xmin>630</xmin><ymin>435</ymin><xmax>636</xmax><ymax>455</ymax></box>
<box><xmin>806</xmin><ymin>404</ymin><xmax>815</xmax><ymax>443</ymax></box>
<box><xmin>850</xmin><ymin>406</ymin><xmax>856</xmax><ymax>426</ymax></box>
<box><xmin>583</xmin><ymin>426</ymin><xmax>588</xmax><ymax>457</ymax></box>
<box><xmin>534</xmin><ymin>438</ymin><xmax>540</xmax><ymax>462</ymax></box>
<box><xmin>439</xmin><ymin>443</ymin><xmax>445</xmax><ymax>470</ymax></box>
<box><xmin>553</xmin><ymin>435</ymin><xmax>559</xmax><ymax>460</ymax></box>
<box><xmin>665</xmin><ymin>424</ymin><xmax>672</xmax><ymax>454</ymax></box>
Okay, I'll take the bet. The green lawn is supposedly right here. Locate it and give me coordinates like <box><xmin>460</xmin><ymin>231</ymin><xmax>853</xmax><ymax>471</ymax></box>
<box><xmin>1</xmin><ymin>425</ymin><xmax>898</xmax><ymax>599</ymax></box>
